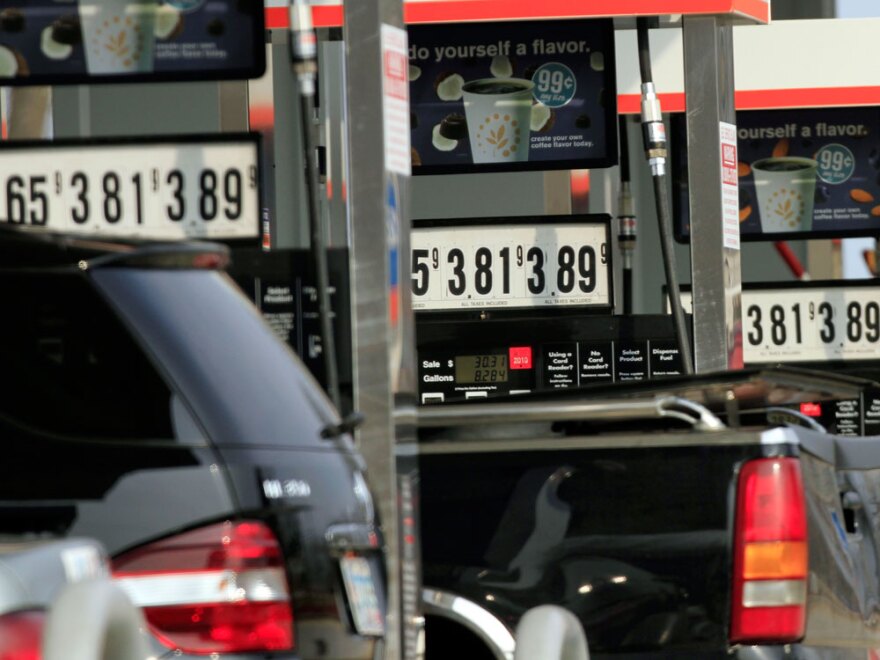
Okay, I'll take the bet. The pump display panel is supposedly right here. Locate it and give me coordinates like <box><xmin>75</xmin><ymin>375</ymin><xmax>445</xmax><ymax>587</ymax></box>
<box><xmin>669</xmin><ymin>282</ymin><xmax>880</xmax><ymax>437</ymax></box>
<box><xmin>0</xmin><ymin>134</ymin><xmax>261</xmax><ymax>240</ymax></box>
<box><xmin>413</xmin><ymin>214</ymin><xmax>619</xmax><ymax>404</ymax></box>
<box><xmin>0</xmin><ymin>0</ymin><xmax>265</xmax><ymax>85</ymax></box>
<box><xmin>411</xmin><ymin>215</ymin><xmax>612</xmax><ymax>313</ymax></box>
<box><xmin>417</xmin><ymin>315</ymin><xmax>688</xmax><ymax>404</ymax></box>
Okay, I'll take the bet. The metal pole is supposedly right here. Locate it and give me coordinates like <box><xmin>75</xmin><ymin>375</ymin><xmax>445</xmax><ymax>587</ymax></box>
<box><xmin>342</xmin><ymin>0</ymin><xmax>419</xmax><ymax>657</ymax></box>
<box><xmin>8</xmin><ymin>87</ymin><xmax>51</xmax><ymax>139</ymax></box>
<box><xmin>683</xmin><ymin>16</ymin><xmax>743</xmax><ymax>373</ymax></box>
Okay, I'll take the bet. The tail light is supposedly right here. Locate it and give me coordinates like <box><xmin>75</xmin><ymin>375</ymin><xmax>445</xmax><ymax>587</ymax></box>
<box><xmin>731</xmin><ymin>458</ymin><xmax>808</xmax><ymax>644</ymax></box>
<box><xmin>0</xmin><ymin>611</ymin><xmax>44</xmax><ymax>660</ymax></box>
<box><xmin>112</xmin><ymin>520</ymin><xmax>294</xmax><ymax>655</ymax></box>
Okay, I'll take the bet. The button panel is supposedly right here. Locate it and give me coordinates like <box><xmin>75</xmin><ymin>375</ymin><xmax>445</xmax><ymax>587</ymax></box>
<box><xmin>418</xmin><ymin>337</ymin><xmax>686</xmax><ymax>404</ymax></box>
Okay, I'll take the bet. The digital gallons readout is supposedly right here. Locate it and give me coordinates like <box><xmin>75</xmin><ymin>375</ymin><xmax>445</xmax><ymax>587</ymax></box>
<box><xmin>455</xmin><ymin>355</ymin><xmax>509</xmax><ymax>383</ymax></box>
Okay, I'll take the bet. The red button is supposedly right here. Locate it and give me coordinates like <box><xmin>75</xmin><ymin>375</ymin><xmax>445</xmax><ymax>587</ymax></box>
<box><xmin>799</xmin><ymin>402</ymin><xmax>822</xmax><ymax>418</ymax></box>
<box><xmin>509</xmin><ymin>346</ymin><xmax>533</xmax><ymax>370</ymax></box>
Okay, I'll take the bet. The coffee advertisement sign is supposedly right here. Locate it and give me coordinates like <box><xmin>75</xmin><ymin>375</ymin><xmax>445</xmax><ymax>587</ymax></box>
<box><xmin>0</xmin><ymin>0</ymin><xmax>264</xmax><ymax>85</ymax></box>
<box><xmin>407</xmin><ymin>19</ymin><xmax>617</xmax><ymax>175</ymax></box>
<box><xmin>673</xmin><ymin>107</ymin><xmax>880</xmax><ymax>240</ymax></box>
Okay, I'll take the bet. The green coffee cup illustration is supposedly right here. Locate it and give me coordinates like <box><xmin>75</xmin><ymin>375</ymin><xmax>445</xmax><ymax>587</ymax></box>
<box><xmin>462</xmin><ymin>78</ymin><xmax>533</xmax><ymax>164</ymax></box>
<box><xmin>79</xmin><ymin>0</ymin><xmax>157</xmax><ymax>75</ymax></box>
<box><xmin>752</xmin><ymin>156</ymin><xmax>818</xmax><ymax>233</ymax></box>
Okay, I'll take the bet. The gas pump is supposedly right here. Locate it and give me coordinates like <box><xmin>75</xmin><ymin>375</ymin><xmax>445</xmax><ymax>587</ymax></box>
<box><xmin>397</xmin><ymin>5</ymin><xmax>761</xmax><ymax>654</ymax></box>
<box><xmin>408</xmin><ymin>17</ymin><xmax>700</xmax><ymax>406</ymax></box>
<box><xmin>652</xmin><ymin>18</ymin><xmax>880</xmax><ymax>437</ymax></box>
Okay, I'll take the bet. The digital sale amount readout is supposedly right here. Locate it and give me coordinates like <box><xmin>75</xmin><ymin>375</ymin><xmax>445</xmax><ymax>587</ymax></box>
<box><xmin>0</xmin><ymin>135</ymin><xmax>260</xmax><ymax>240</ymax></box>
<box><xmin>411</xmin><ymin>216</ymin><xmax>611</xmax><ymax>311</ymax></box>
<box><xmin>455</xmin><ymin>354</ymin><xmax>509</xmax><ymax>383</ymax></box>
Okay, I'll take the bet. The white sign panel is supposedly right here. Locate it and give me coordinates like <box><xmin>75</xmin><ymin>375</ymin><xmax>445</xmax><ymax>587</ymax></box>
<box><xmin>743</xmin><ymin>288</ymin><xmax>880</xmax><ymax>363</ymax></box>
<box><xmin>0</xmin><ymin>136</ymin><xmax>260</xmax><ymax>240</ymax></box>
<box><xmin>675</xmin><ymin>286</ymin><xmax>880</xmax><ymax>363</ymax></box>
<box><xmin>720</xmin><ymin>121</ymin><xmax>741</xmax><ymax>250</ymax></box>
<box><xmin>411</xmin><ymin>222</ymin><xmax>611</xmax><ymax>311</ymax></box>
<box><xmin>381</xmin><ymin>24</ymin><xmax>412</xmax><ymax>176</ymax></box>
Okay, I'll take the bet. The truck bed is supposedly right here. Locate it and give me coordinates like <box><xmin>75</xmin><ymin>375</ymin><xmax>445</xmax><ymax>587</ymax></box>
<box><xmin>417</xmin><ymin>369</ymin><xmax>880</xmax><ymax>658</ymax></box>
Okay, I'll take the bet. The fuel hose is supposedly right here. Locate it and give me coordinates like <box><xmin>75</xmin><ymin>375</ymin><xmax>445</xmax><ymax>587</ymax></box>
<box><xmin>636</xmin><ymin>17</ymin><xmax>694</xmax><ymax>374</ymax></box>
<box><xmin>290</xmin><ymin>0</ymin><xmax>342</xmax><ymax>409</ymax></box>
<box><xmin>617</xmin><ymin>115</ymin><xmax>636</xmax><ymax>315</ymax></box>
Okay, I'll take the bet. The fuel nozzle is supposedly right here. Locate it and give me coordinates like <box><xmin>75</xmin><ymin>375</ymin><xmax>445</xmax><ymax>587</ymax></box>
<box><xmin>640</xmin><ymin>82</ymin><xmax>667</xmax><ymax>177</ymax></box>
<box><xmin>636</xmin><ymin>17</ymin><xmax>667</xmax><ymax>178</ymax></box>
<box><xmin>289</xmin><ymin>0</ymin><xmax>317</xmax><ymax>95</ymax></box>
<box><xmin>617</xmin><ymin>181</ymin><xmax>636</xmax><ymax>270</ymax></box>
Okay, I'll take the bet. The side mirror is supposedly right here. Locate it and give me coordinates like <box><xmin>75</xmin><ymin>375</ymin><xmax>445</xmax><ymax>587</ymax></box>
<box><xmin>514</xmin><ymin>605</ymin><xmax>589</xmax><ymax>660</ymax></box>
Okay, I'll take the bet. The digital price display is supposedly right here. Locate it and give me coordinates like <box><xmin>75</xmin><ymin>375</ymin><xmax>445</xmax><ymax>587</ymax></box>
<box><xmin>455</xmin><ymin>354</ymin><xmax>509</xmax><ymax>383</ymax></box>
<box><xmin>0</xmin><ymin>135</ymin><xmax>260</xmax><ymax>241</ymax></box>
<box><xmin>411</xmin><ymin>215</ymin><xmax>612</xmax><ymax>313</ymax></box>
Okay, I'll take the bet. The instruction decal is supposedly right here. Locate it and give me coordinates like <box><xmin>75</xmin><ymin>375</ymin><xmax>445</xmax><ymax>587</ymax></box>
<box><xmin>720</xmin><ymin>121</ymin><xmax>741</xmax><ymax>250</ymax></box>
<box><xmin>382</xmin><ymin>24</ymin><xmax>412</xmax><ymax>177</ymax></box>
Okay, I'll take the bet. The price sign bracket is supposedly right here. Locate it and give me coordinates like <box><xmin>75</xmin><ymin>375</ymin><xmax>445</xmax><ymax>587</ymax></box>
<box><xmin>411</xmin><ymin>214</ymin><xmax>613</xmax><ymax>319</ymax></box>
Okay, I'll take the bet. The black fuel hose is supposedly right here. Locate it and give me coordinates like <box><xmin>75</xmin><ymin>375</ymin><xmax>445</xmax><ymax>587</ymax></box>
<box><xmin>617</xmin><ymin>115</ymin><xmax>635</xmax><ymax>315</ymax></box>
<box><xmin>619</xmin><ymin>115</ymin><xmax>631</xmax><ymax>183</ymax></box>
<box><xmin>636</xmin><ymin>17</ymin><xmax>694</xmax><ymax>374</ymax></box>
<box><xmin>622</xmin><ymin>268</ymin><xmax>634</xmax><ymax>315</ymax></box>
<box><xmin>637</xmin><ymin>19</ymin><xmax>654</xmax><ymax>84</ymax></box>
<box><xmin>291</xmin><ymin>1</ymin><xmax>342</xmax><ymax>409</ymax></box>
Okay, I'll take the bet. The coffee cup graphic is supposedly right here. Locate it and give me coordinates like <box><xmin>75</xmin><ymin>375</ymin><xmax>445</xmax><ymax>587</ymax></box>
<box><xmin>79</xmin><ymin>0</ymin><xmax>158</xmax><ymax>75</ymax></box>
<box><xmin>751</xmin><ymin>157</ymin><xmax>818</xmax><ymax>233</ymax></box>
<box><xmin>462</xmin><ymin>78</ymin><xmax>533</xmax><ymax>164</ymax></box>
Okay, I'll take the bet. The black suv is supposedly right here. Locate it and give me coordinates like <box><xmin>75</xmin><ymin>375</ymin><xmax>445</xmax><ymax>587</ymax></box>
<box><xmin>0</xmin><ymin>229</ymin><xmax>385</xmax><ymax>659</ymax></box>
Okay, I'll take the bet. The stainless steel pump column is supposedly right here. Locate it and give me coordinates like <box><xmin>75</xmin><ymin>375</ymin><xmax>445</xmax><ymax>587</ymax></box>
<box><xmin>342</xmin><ymin>0</ymin><xmax>421</xmax><ymax>658</ymax></box>
<box><xmin>683</xmin><ymin>16</ymin><xmax>743</xmax><ymax>372</ymax></box>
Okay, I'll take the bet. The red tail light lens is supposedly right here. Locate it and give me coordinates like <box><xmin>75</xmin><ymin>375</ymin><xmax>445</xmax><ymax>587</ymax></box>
<box><xmin>0</xmin><ymin>611</ymin><xmax>44</xmax><ymax>660</ymax></box>
<box><xmin>731</xmin><ymin>458</ymin><xmax>808</xmax><ymax>644</ymax></box>
<box><xmin>112</xmin><ymin>521</ymin><xmax>294</xmax><ymax>655</ymax></box>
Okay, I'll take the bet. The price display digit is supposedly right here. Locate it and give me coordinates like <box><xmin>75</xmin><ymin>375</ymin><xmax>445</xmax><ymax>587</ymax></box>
<box><xmin>5</xmin><ymin>175</ymin><xmax>48</xmax><ymax>226</ymax></box>
<box><xmin>411</xmin><ymin>222</ymin><xmax>611</xmax><ymax>311</ymax></box>
<box><xmin>527</xmin><ymin>247</ymin><xmax>544</xmax><ymax>295</ymax></box>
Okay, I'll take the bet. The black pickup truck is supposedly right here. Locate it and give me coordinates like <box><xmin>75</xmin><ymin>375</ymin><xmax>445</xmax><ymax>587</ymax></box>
<box><xmin>417</xmin><ymin>369</ymin><xmax>880</xmax><ymax>659</ymax></box>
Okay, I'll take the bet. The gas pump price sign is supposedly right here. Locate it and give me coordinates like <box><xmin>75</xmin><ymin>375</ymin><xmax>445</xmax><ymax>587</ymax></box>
<box><xmin>674</xmin><ymin>283</ymin><xmax>880</xmax><ymax>364</ymax></box>
<box><xmin>742</xmin><ymin>288</ymin><xmax>880</xmax><ymax>363</ymax></box>
<box><xmin>0</xmin><ymin>135</ymin><xmax>260</xmax><ymax>241</ymax></box>
<box><xmin>411</xmin><ymin>216</ymin><xmax>612</xmax><ymax>312</ymax></box>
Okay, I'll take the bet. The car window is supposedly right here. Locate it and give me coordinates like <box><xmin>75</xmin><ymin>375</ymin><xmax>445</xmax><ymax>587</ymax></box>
<box><xmin>92</xmin><ymin>268</ymin><xmax>343</xmax><ymax>449</ymax></box>
<box><xmin>0</xmin><ymin>271</ymin><xmax>174</xmax><ymax>440</ymax></box>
